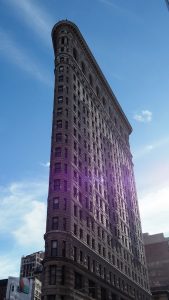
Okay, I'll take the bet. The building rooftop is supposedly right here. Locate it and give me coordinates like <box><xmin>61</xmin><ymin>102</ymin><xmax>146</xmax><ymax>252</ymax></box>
<box><xmin>143</xmin><ymin>233</ymin><xmax>169</xmax><ymax>245</ymax></box>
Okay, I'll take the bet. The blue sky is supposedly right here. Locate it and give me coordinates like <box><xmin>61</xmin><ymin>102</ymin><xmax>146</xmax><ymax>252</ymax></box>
<box><xmin>0</xmin><ymin>0</ymin><xmax>169</xmax><ymax>278</ymax></box>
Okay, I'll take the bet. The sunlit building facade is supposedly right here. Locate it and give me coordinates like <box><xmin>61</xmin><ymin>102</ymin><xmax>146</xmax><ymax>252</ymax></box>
<box><xmin>42</xmin><ymin>20</ymin><xmax>151</xmax><ymax>300</ymax></box>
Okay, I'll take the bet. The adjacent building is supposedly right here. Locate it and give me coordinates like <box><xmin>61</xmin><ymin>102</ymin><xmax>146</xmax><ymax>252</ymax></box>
<box><xmin>20</xmin><ymin>251</ymin><xmax>44</xmax><ymax>300</ymax></box>
<box><xmin>42</xmin><ymin>20</ymin><xmax>151</xmax><ymax>300</ymax></box>
<box><xmin>20</xmin><ymin>252</ymin><xmax>44</xmax><ymax>280</ymax></box>
<box><xmin>0</xmin><ymin>279</ymin><xmax>8</xmax><ymax>300</ymax></box>
<box><xmin>143</xmin><ymin>232</ymin><xmax>169</xmax><ymax>299</ymax></box>
<box><xmin>3</xmin><ymin>277</ymin><xmax>32</xmax><ymax>300</ymax></box>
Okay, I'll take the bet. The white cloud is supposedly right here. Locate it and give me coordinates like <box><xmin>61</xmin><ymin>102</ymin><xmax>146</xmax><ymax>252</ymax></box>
<box><xmin>13</xmin><ymin>201</ymin><xmax>46</xmax><ymax>247</ymax></box>
<box><xmin>139</xmin><ymin>186</ymin><xmax>169</xmax><ymax>236</ymax></box>
<box><xmin>0</xmin><ymin>179</ymin><xmax>48</xmax><ymax>278</ymax></box>
<box><xmin>133</xmin><ymin>136</ymin><xmax>169</xmax><ymax>159</ymax></box>
<box><xmin>0</xmin><ymin>180</ymin><xmax>47</xmax><ymax>248</ymax></box>
<box><xmin>6</xmin><ymin>0</ymin><xmax>53</xmax><ymax>46</ymax></box>
<box><xmin>134</xmin><ymin>110</ymin><xmax>152</xmax><ymax>123</ymax></box>
<box><xmin>40</xmin><ymin>161</ymin><xmax>50</xmax><ymax>168</ymax></box>
<box><xmin>0</xmin><ymin>28</ymin><xmax>52</xmax><ymax>86</ymax></box>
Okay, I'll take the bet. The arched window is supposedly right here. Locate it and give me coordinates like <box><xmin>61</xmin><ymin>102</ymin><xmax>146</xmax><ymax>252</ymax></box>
<box><xmin>81</xmin><ymin>61</ymin><xmax>86</xmax><ymax>74</ymax></box>
<box><xmin>89</xmin><ymin>74</ymin><xmax>93</xmax><ymax>87</ymax></box>
<box><xmin>73</xmin><ymin>48</ymin><xmax>78</xmax><ymax>61</ymax></box>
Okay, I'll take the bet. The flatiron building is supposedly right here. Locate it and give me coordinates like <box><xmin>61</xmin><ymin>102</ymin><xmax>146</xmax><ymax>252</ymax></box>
<box><xmin>42</xmin><ymin>20</ymin><xmax>151</xmax><ymax>300</ymax></box>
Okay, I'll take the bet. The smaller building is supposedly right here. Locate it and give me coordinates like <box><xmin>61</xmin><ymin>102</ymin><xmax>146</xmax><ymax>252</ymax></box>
<box><xmin>20</xmin><ymin>251</ymin><xmax>43</xmax><ymax>300</ymax></box>
<box><xmin>31</xmin><ymin>278</ymin><xmax>41</xmax><ymax>300</ymax></box>
<box><xmin>20</xmin><ymin>252</ymin><xmax>44</xmax><ymax>280</ymax></box>
<box><xmin>5</xmin><ymin>277</ymin><xmax>32</xmax><ymax>300</ymax></box>
<box><xmin>0</xmin><ymin>279</ymin><xmax>8</xmax><ymax>300</ymax></box>
<box><xmin>143</xmin><ymin>233</ymin><xmax>169</xmax><ymax>300</ymax></box>
<box><xmin>151</xmin><ymin>286</ymin><xmax>169</xmax><ymax>300</ymax></box>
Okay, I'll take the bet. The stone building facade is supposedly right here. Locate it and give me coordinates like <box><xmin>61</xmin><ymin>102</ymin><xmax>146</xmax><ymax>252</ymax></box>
<box><xmin>143</xmin><ymin>233</ymin><xmax>169</xmax><ymax>300</ymax></box>
<box><xmin>42</xmin><ymin>20</ymin><xmax>151</xmax><ymax>300</ymax></box>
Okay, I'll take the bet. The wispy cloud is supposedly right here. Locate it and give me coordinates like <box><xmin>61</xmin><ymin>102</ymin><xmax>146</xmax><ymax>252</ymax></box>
<box><xmin>40</xmin><ymin>161</ymin><xmax>50</xmax><ymax>168</ymax></box>
<box><xmin>5</xmin><ymin>0</ymin><xmax>53</xmax><ymax>46</ymax></box>
<box><xmin>133</xmin><ymin>136</ymin><xmax>169</xmax><ymax>159</ymax></box>
<box><xmin>0</xmin><ymin>28</ymin><xmax>52</xmax><ymax>86</ymax></box>
<box><xmin>99</xmin><ymin>0</ymin><xmax>143</xmax><ymax>23</ymax></box>
<box><xmin>134</xmin><ymin>110</ymin><xmax>152</xmax><ymax>123</ymax></box>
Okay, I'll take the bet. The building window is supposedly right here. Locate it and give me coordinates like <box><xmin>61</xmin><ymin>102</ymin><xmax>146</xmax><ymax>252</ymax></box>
<box><xmin>56</xmin><ymin>133</ymin><xmax>62</xmax><ymax>142</ymax></box>
<box><xmin>58</xmin><ymin>96</ymin><xmax>63</xmax><ymax>103</ymax></box>
<box><xmin>102</xmin><ymin>97</ymin><xmax>106</xmax><ymax>106</ymax></box>
<box><xmin>65</xmin><ymin>134</ymin><xmax>68</xmax><ymax>143</ymax></box>
<box><xmin>58</xmin><ymin>75</ymin><xmax>63</xmax><ymax>82</ymax></box>
<box><xmin>51</xmin><ymin>240</ymin><xmax>58</xmax><ymax>256</ymax></box>
<box><xmin>74</xmin><ymin>224</ymin><xmax>77</xmax><ymax>235</ymax></box>
<box><xmin>73</xmin><ymin>48</ymin><xmax>78</xmax><ymax>61</ymax></box>
<box><xmin>101</xmin><ymin>287</ymin><xmax>107</xmax><ymax>300</ymax></box>
<box><xmin>62</xmin><ymin>241</ymin><xmax>66</xmax><ymax>257</ymax></box>
<box><xmin>63</xmin><ymin>198</ymin><xmax>67</xmax><ymax>210</ymax></box>
<box><xmin>64</xmin><ymin>164</ymin><xmax>67</xmax><ymax>174</ymax></box>
<box><xmin>89</xmin><ymin>74</ymin><xmax>93</xmax><ymax>87</ymax></box>
<box><xmin>64</xmin><ymin>148</ymin><xmax>68</xmax><ymax>158</ymax></box>
<box><xmin>56</xmin><ymin>120</ymin><xmax>62</xmax><ymax>129</ymax></box>
<box><xmin>65</xmin><ymin>121</ymin><xmax>68</xmax><ymax>129</ymax></box>
<box><xmin>59</xmin><ymin>66</ymin><xmax>64</xmax><ymax>73</ymax></box>
<box><xmin>80</xmin><ymin>250</ymin><xmax>83</xmax><ymax>262</ymax></box>
<box><xmin>54</xmin><ymin>179</ymin><xmax>60</xmax><ymax>191</ymax></box>
<box><xmin>58</xmin><ymin>85</ymin><xmax>63</xmax><ymax>92</ymax></box>
<box><xmin>73</xmin><ymin>186</ymin><xmax>77</xmax><ymax>198</ymax></box>
<box><xmin>61</xmin><ymin>265</ymin><xmax>65</xmax><ymax>285</ymax></box>
<box><xmin>87</xmin><ymin>256</ymin><xmax>90</xmax><ymax>270</ymax></box>
<box><xmin>111</xmin><ymin>293</ymin><xmax>117</xmax><ymax>300</ymax></box>
<box><xmin>74</xmin><ymin>272</ymin><xmax>82</xmax><ymax>289</ymax></box>
<box><xmin>80</xmin><ymin>228</ymin><xmax>83</xmax><ymax>239</ymax></box>
<box><xmin>49</xmin><ymin>265</ymin><xmax>56</xmax><ymax>285</ymax></box>
<box><xmin>87</xmin><ymin>234</ymin><xmax>90</xmax><ymax>245</ymax></box>
<box><xmin>53</xmin><ymin>197</ymin><xmax>59</xmax><ymax>209</ymax></box>
<box><xmin>63</xmin><ymin>218</ymin><xmax>66</xmax><ymax>230</ymax></box>
<box><xmin>92</xmin><ymin>260</ymin><xmax>96</xmax><ymax>273</ymax></box>
<box><xmin>74</xmin><ymin>246</ymin><xmax>77</xmax><ymax>261</ymax></box>
<box><xmin>98</xmin><ymin>243</ymin><xmax>101</xmax><ymax>254</ymax></box>
<box><xmin>64</xmin><ymin>180</ymin><xmax>67</xmax><ymax>191</ymax></box>
<box><xmin>47</xmin><ymin>296</ymin><xmax>55</xmax><ymax>300</ymax></box>
<box><xmin>74</xmin><ymin>205</ymin><xmax>77</xmax><ymax>217</ymax></box>
<box><xmin>55</xmin><ymin>147</ymin><xmax>61</xmax><ymax>157</ymax></box>
<box><xmin>55</xmin><ymin>162</ymin><xmax>61</xmax><ymax>173</ymax></box>
<box><xmin>81</xmin><ymin>61</ymin><xmax>86</xmax><ymax>74</ymax></box>
<box><xmin>79</xmin><ymin>192</ymin><xmax>82</xmax><ymax>203</ymax></box>
<box><xmin>79</xmin><ymin>210</ymin><xmax>82</xmax><ymax>220</ymax></box>
<box><xmin>99</xmin><ymin>264</ymin><xmax>102</xmax><ymax>276</ymax></box>
<box><xmin>88</xmin><ymin>280</ymin><xmax>96</xmax><ymax>298</ymax></box>
<box><xmin>57</xmin><ymin>107</ymin><xmax>62</xmax><ymax>115</ymax></box>
<box><xmin>96</xmin><ymin>86</ymin><xmax>100</xmax><ymax>97</ymax></box>
<box><xmin>52</xmin><ymin>217</ymin><xmax>59</xmax><ymax>230</ymax></box>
